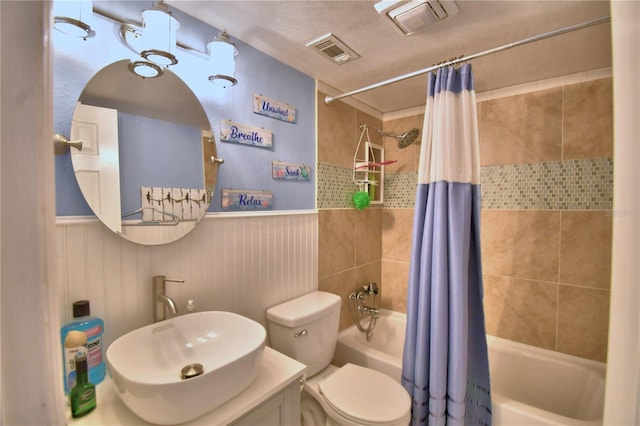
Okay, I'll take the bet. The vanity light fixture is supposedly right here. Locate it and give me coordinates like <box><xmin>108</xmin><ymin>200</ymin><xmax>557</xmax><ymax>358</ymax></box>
<box><xmin>66</xmin><ymin>2</ymin><xmax>238</xmax><ymax>85</ymax></box>
<box><xmin>140</xmin><ymin>2</ymin><xmax>180</xmax><ymax>67</ymax></box>
<box><xmin>208</xmin><ymin>30</ymin><xmax>238</xmax><ymax>88</ymax></box>
<box><xmin>117</xmin><ymin>2</ymin><xmax>178</xmax><ymax>78</ymax></box>
<box><xmin>128</xmin><ymin>61</ymin><xmax>164</xmax><ymax>79</ymax></box>
<box><xmin>53</xmin><ymin>0</ymin><xmax>95</xmax><ymax>40</ymax></box>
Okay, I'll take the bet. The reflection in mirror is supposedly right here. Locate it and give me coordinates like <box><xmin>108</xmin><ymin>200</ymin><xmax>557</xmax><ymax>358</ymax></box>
<box><xmin>71</xmin><ymin>60</ymin><xmax>220</xmax><ymax>245</ymax></box>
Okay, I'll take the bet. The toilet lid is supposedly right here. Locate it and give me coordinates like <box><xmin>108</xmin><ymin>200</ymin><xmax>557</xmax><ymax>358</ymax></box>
<box><xmin>318</xmin><ymin>363</ymin><xmax>410</xmax><ymax>425</ymax></box>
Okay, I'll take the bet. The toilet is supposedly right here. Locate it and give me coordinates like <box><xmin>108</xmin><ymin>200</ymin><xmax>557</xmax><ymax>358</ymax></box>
<box><xmin>266</xmin><ymin>291</ymin><xmax>411</xmax><ymax>426</ymax></box>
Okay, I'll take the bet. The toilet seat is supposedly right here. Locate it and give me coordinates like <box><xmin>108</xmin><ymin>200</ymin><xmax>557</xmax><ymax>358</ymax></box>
<box><xmin>317</xmin><ymin>363</ymin><xmax>411</xmax><ymax>425</ymax></box>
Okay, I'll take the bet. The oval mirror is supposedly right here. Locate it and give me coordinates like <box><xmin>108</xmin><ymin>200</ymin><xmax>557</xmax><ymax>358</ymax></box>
<box><xmin>70</xmin><ymin>60</ymin><xmax>220</xmax><ymax>245</ymax></box>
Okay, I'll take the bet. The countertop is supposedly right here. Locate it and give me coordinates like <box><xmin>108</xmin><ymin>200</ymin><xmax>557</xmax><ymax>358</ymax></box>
<box><xmin>66</xmin><ymin>347</ymin><xmax>306</xmax><ymax>425</ymax></box>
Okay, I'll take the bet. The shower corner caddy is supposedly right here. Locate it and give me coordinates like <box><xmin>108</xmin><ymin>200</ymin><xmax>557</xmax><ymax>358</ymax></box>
<box><xmin>354</xmin><ymin>126</ymin><xmax>387</xmax><ymax>205</ymax></box>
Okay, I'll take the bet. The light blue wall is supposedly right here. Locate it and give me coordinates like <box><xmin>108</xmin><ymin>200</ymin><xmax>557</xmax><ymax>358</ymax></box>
<box><xmin>53</xmin><ymin>1</ymin><xmax>316</xmax><ymax>215</ymax></box>
<box><xmin>118</xmin><ymin>112</ymin><xmax>203</xmax><ymax>215</ymax></box>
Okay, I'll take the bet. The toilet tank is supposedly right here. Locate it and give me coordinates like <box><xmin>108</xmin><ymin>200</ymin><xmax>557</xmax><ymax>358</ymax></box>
<box><xmin>266</xmin><ymin>291</ymin><xmax>341</xmax><ymax>377</ymax></box>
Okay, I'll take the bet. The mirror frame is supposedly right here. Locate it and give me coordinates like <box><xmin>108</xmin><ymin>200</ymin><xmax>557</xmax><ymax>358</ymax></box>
<box><xmin>70</xmin><ymin>60</ymin><xmax>219</xmax><ymax>245</ymax></box>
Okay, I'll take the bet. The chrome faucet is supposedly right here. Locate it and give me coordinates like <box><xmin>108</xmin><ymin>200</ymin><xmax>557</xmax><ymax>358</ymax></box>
<box><xmin>153</xmin><ymin>275</ymin><xmax>184</xmax><ymax>322</ymax></box>
<box><xmin>348</xmin><ymin>282</ymin><xmax>380</xmax><ymax>341</ymax></box>
<box><xmin>356</xmin><ymin>282</ymin><xmax>380</xmax><ymax>318</ymax></box>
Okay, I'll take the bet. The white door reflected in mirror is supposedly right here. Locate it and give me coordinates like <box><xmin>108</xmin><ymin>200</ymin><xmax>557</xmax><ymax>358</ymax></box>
<box><xmin>71</xmin><ymin>103</ymin><xmax>122</xmax><ymax>233</ymax></box>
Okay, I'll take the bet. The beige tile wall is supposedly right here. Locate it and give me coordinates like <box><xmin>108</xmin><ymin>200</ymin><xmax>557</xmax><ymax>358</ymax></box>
<box><xmin>317</xmin><ymin>92</ymin><xmax>383</xmax><ymax>330</ymax></box>
<box><xmin>477</xmin><ymin>87</ymin><xmax>563</xmax><ymax>165</ymax></box>
<box><xmin>481</xmin><ymin>209</ymin><xmax>612</xmax><ymax>361</ymax></box>
<box><xmin>318</xmin><ymin>78</ymin><xmax>612</xmax><ymax>362</ymax></box>
<box><xmin>479</xmin><ymin>79</ymin><xmax>612</xmax><ymax>362</ymax></box>
<box><xmin>379</xmin><ymin>78</ymin><xmax>612</xmax><ymax>362</ymax></box>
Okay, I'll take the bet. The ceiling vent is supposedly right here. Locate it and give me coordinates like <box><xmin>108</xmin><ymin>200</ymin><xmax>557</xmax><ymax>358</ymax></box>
<box><xmin>306</xmin><ymin>33</ymin><xmax>360</xmax><ymax>65</ymax></box>
<box><xmin>375</xmin><ymin>0</ymin><xmax>460</xmax><ymax>36</ymax></box>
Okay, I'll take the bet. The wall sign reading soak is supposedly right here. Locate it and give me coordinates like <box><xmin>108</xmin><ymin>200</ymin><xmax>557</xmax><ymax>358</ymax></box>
<box><xmin>272</xmin><ymin>161</ymin><xmax>312</xmax><ymax>181</ymax></box>
<box><xmin>253</xmin><ymin>94</ymin><xmax>296</xmax><ymax>123</ymax></box>
<box><xmin>221</xmin><ymin>189</ymin><xmax>273</xmax><ymax>211</ymax></box>
<box><xmin>220</xmin><ymin>119</ymin><xmax>273</xmax><ymax>148</ymax></box>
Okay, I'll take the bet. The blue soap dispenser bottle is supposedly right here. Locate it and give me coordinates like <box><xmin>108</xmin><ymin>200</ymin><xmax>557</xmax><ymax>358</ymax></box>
<box><xmin>61</xmin><ymin>300</ymin><xmax>105</xmax><ymax>393</ymax></box>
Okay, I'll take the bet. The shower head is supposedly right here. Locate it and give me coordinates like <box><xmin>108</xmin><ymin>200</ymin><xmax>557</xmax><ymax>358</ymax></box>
<box><xmin>395</xmin><ymin>128</ymin><xmax>420</xmax><ymax>149</ymax></box>
<box><xmin>361</xmin><ymin>124</ymin><xmax>420</xmax><ymax>149</ymax></box>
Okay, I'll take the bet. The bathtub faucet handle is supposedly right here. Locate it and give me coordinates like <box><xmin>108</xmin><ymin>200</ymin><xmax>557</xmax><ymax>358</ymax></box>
<box><xmin>365</xmin><ymin>282</ymin><xmax>379</xmax><ymax>295</ymax></box>
<box><xmin>361</xmin><ymin>306</ymin><xmax>381</xmax><ymax>319</ymax></box>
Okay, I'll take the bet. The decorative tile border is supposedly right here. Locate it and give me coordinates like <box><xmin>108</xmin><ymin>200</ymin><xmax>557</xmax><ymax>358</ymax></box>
<box><xmin>317</xmin><ymin>163</ymin><xmax>357</xmax><ymax>209</ymax></box>
<box><xmin>381</xmin><ymin>172</ymin><xmax>417</xmax><ymax>208</ymax></box>
<box><xmin>317</xmin><ymin>162</ymin><xmax>418</xmax><ymax>209</ymax></box>
<box><xmin>318</xmin><ymin>158</ymin><xmax>613</xmax><ymax>211</ymax></box>
<box><xmin>481</xmin><ymin>158</ymin><xmax>613</xmax><ymax>210</ymax></box>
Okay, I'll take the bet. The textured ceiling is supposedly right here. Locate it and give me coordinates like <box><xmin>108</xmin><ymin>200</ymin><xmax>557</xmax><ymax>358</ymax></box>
<box><xmin>167</xmin><ymin>0</ymin><xmax>611</xmax><ymax>114</ymax></box>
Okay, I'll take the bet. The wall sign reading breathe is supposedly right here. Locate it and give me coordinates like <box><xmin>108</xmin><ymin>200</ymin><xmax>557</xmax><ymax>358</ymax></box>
<box><xmin>220</xmin><ymin>119</ymin><xmax>273</xmax><ymax>149</ymax></box>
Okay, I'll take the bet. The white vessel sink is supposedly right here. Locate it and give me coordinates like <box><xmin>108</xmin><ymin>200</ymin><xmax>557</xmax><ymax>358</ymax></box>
<box><xmin>106</xmin><ymin>311</ymin><xmax>266</xmax><ymax>425</ymax></box>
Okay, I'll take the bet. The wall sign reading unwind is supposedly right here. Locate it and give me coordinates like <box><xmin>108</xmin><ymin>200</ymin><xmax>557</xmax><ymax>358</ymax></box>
<box><xmin>220</xmin><ymin>119</ymin><xmax>272</xmax><ymax>149</ymax></box>
<box><xmin>253</xmin><ymin>94</ymin><xmax>296</xmax><ymax>123</ymax></box>
<box><xmin>221</xmin><ymin>189</ymin><xmax>273</xmax><ymax>211</ymax></box>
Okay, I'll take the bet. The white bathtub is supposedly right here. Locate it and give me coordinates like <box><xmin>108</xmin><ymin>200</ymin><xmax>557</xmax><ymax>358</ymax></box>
<box><xmin>333</xmin><ymin>309</ymin><xmax>606</xmax><ymax>426</ymax></box>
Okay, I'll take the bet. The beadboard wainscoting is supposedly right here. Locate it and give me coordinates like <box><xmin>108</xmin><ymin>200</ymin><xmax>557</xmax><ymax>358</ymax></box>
<box><xmin>56</xmin><ymin>212</ymin><xmax>318</xmax><ymax>348</ymax></box>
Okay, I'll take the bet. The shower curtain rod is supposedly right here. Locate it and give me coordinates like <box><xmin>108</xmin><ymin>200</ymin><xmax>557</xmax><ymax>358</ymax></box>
<box><xmin>324</xmin><ymin>16</ymin><xmax>610</xmax><ymax>105</ymax></box>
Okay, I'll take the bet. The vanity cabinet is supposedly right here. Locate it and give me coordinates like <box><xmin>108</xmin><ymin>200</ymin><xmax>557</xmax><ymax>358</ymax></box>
<box><xmin>67</xmin><ymin>347</ymin><xmax>306</xmax><ymax>426</ymax></box>
<box><xmin>230</xmin><ymin>379</ymin><xmax>301</xmax><ymax>426</ymax></box>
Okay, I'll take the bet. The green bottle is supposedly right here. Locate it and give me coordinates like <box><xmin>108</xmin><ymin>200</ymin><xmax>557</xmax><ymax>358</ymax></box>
<box><xmin>70</xmin><ymin>354</ymin><xmax>96</xmax><ymax>418</ymax></box>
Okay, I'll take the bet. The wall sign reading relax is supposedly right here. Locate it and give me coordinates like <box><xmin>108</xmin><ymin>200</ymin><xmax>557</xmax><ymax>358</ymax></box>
<box><xmin>220</xmin><ymin>119</ymin><xmax>272</xmax><ymax>148</ymax></box>
<box><xmin>221</xmin><ymin>189</ymin><xmax>273</xmax><ymax>211</ymax></box>
<box><xmin>253</xmin><ymin>94</ymin><xmax>296</xmax><ymax>123</ymax></box>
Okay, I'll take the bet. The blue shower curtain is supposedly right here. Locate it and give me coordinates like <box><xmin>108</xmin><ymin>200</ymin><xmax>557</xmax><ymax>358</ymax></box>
<box><xmin>401</xmin><ymin>64</ymin><xmax>492</xmax><ymax>426</ymax></box>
